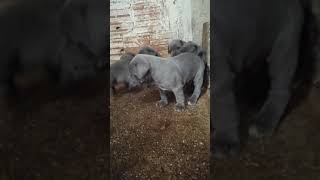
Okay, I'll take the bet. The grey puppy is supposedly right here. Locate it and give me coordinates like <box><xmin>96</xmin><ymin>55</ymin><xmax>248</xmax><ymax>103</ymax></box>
<box><xmin>138</xmin><ymin>46</ymin><xmax>161</xmax><ymax>56</ymax></box>
<box><xmin>110</xmin><ymin>46</ymin><xmax>161</xmax><ymax>96</ymax></box>
<box><xmin>168</xmin><ymin>39</ymin><xmax>186</xmax><ymax>56</ymax></box>
<box><xmin>177</xmin><ymin>41</ymin><xmax>206</xmax><ymax>61</ymax></box>
<box><xmin>170</xmin><ymin>41</ymin><xmax>210</xmax><ymax>91</ymax></box>
<box><xmin>137</xmin><ymin>46</ymin><xmax>161</xmax><ymax>85</ymax></box>
<box><xmin>110</xmin><ymin>52</ymin><xmax>138</xmax><ymax>96</ymax></box>
<box><xmin>128</xmin><ymin>53</ymin><xmax>205</xmax><ymax>112</ymax></box>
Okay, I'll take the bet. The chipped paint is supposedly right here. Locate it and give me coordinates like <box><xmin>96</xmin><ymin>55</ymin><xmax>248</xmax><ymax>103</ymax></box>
<box><xmin>110</xmin><ymin>0</ymin><xmax>210</xmax><ymax>62</ymax></box>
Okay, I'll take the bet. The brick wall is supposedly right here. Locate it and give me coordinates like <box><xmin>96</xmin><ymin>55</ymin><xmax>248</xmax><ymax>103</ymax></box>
<box><xmin>110</xmin><ymin>0</ymin><xmax>209</xmax><ymax>63</ymax></box>
<box><xmin>110</xmin><ymin>0</ymin><xmax>175</xmax><ymax>62</ymax></box>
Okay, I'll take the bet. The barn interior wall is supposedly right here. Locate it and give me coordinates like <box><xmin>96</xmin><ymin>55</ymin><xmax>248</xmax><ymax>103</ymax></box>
<box><xmin>191</xmin><ymin>0</ymin><xmax>210</xmax><ymax>65</ymax></box>
<box><xmin>110</xmin><ymin>0</ymin><xmax>209</xmax><ymax>63</ymax></box>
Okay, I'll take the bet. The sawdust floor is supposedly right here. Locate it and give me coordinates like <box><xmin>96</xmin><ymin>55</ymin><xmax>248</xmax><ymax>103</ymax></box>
<box><xmin>110</xmin><ymin>87</ymin><xmax>210</xmax><ymax>179</ymax></box>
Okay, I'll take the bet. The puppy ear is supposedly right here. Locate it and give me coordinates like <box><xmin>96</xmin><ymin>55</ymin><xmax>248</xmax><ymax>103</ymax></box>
<box><xmin>135</xmin><ymin>58</ymin><xmax>150</xmax><ymax>79</ymax></box>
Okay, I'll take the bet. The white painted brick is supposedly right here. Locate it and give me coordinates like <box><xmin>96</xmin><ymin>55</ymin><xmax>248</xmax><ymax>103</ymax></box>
<box><xmin>110</xmin><ymin>0</ymin><xmax>203</xmax><ymax>62</ymax></box>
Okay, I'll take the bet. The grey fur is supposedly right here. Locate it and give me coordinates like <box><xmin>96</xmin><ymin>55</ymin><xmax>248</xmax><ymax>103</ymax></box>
<box><xmin>128</xmin><ymin>53</ymin><xmax>205</xmax><ymax>112</ymax></box>
<box><xmin>178</xmin><ymin>41</ymin><xmax>206</xmax><ymax>61</ymax></box>
<box><xmin>169</xmin><ymin>40</ymin><xmax>210</xmax><ymax>91</ymax></box>
<box><xmin>138</xmin><ymin>46</ymin><xmax>160</xmax><ymax>56</ymax></box>
<box><xmin>168</xmin><ymin>39</ymin><xmax>186</xmax><ymax>56</ymax></box>
<box><xmin>110</xmin><ymin>52</ymin><xmax>138</xmax><ymax>96</ymax></box>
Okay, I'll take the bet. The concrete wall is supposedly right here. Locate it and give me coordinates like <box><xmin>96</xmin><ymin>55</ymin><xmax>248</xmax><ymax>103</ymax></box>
<box><xmin>191</xmin><ymin>0</ymin><xmax>210</xmax><ymax>45</ymax></box>
<box><xmin>110</xmin><ymin>0</ymin><xmax>209</xmax><ymax>63</ymax></box>
<box><xmin>191</xmin><ymin>0</ymin><xmax>210</xmax><ymax>65</ymax></box>
<box><xmin>164</xmin><ymin>0</ymin><xmax>192</xmax><ymax>41</ymax></box>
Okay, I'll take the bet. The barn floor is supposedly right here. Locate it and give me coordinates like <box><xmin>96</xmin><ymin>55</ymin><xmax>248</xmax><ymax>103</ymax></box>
<box><xmin>110</xmin><ymin>86</ymin><xmax>210</xmax><ymax>179</ymax></box>
<box><xmin>212</xmin><ymin>87</ymin><xmax>320</xmax><ymax>180</ymax></box>
<box><xmin>0</xmin><ymin>80</ymin><xmax>109</xmax><ymax>180</ymax></box>
<box><xmin>1</xmin><ymin>76</ymin><xmax>319</xmax><ymax>179</ymax></box>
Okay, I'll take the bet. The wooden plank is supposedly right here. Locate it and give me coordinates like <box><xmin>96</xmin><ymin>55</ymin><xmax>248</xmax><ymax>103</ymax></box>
<box><xmin>202</xmin><ymin>22</ymin><xmax>209</xmax><ymax>63</ymax></box>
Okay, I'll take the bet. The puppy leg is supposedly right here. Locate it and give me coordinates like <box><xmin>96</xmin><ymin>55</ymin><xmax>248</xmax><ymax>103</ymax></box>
<box><xmin>188</xmin><ymin>66</ymin><xmax>204</xmax><ymax>105</ymax></box>
<box><xmin>249</xmin><ymin>18</ymin><xmax>301</xmax><ymax>138</ymax></box>
<box><xmin>156</xmin><ymin>89</ymin><xmax>168</xmax><ymax>107</ymax></box>
<box><xmin>124</xmin><ymin>82</ymin><xmax>132</xmax><ymax>93</ymax></box>
<box><xmin>172</xmin><ymin>87</ymin><xmax>185</xmax><ymax>112</ymax></box>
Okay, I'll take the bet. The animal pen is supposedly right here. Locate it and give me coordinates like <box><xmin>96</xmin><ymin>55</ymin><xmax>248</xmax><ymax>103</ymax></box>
<box><xmin>110</xmin><ymin>0</ymin><xmax>211</xmax><ymax>179</ymax></box>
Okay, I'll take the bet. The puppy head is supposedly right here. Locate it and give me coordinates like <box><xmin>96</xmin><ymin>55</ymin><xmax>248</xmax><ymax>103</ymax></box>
<box><xmin>129</xmin><ymin>55</ymin><xmax>150</xmax><ymax>84</ymax></box>
<box><xmin>120</xmin><ymin>52</ymin><xmax>136</xmax><ymax>63</ymax></box>
<box><xmin>138</xmin><ymin>46</ymin><xmax>160</xmax><ymax>57</ymax></box>
<box><xmin>128</xmin><ymin>74</ymin><xmax>139</xmax><ymax>88</ymax></box>
<box><xmin>179</xmin><ymin>41</ymin><xmax>199</xmax><ymax>54</ymax></box>
<box><xmin>168</xmin><ymin>39</ymin><xmax>186</xmax><ymax>56</ymax></box>
<box><xmin>179</xmin><ymin>42</ymin><xmax>206</xmax><ymax>61</ymax></box>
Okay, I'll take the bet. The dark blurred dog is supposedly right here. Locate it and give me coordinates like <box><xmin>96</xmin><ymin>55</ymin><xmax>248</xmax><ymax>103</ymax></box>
<box><xmin>0</xmin><ymin>0</ymin><xmax>106</xmax><ymax>97</ymax></box>
<box><xmin>212</xmin><ymin>0</ymin><xmax>304</xmax><ymax>158</ymax></box>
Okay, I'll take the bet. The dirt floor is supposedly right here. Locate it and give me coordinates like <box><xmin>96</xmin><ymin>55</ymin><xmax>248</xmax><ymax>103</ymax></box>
<box><xmin>0</xmin><ymin>80</ymin><xmax>109</xmax><ymax>180</ymax></box>
<box><xmin>111</xmin><ymin>84</ymin><xmax>320</xmax><ymax>180</ymax></box>
<box><xmin>110</xmin><ymin>86</ymin><xmax>210</xmax><ymax>179</ymax></box>
<box><xmin>2</xmin><ymin>74</ymin><xmax>320</xmax><ymax>179</ymax></box>
<box><xmin>212</xmin><ymin>87</ymin><xmax>320</xmax><ymax>180</ymax></box>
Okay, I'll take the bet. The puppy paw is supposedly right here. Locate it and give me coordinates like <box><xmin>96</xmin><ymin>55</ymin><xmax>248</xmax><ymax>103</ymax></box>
<box><xmin>248</xmin><ymin>123</ymin><xmax>274</xmax><ymax>139</ymax></box>
<box><xmin>156</xmin><ymin>100</ymin><xmax>168</xmax><ymax>108</ymax></box>
<box><xmin>175</xmin><ymin>103</ymin><xmax>185</xmax><ymax>112</ymax></box>
<box><xmin>212</xmin><ymin>135</ymin><xmax>240</xmax><ymax>159</ymax></box>
<box><xmin>187</xmin><ymin>96</ymin><xmax>197</xmax><ymax>106</ymax></box>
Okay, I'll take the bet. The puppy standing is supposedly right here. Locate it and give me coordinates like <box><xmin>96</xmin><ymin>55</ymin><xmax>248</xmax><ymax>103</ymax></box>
<box><xmin>128</xmin><ymin>53</ymin><xmax>205</xmax><ymax>112</ymax></box>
